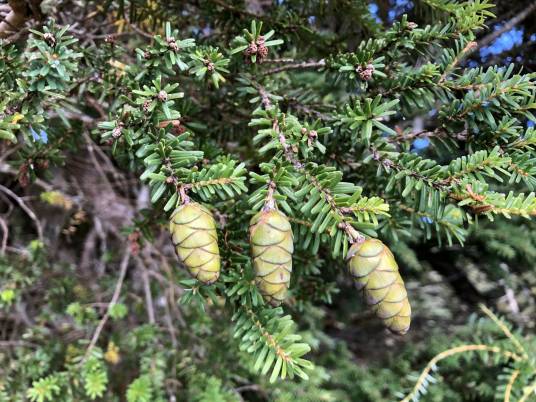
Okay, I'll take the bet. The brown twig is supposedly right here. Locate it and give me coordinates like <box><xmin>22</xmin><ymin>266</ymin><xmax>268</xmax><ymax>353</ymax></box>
<box><xmin>0</xmin><ymin>340</ymin><xmax>38</xmax><ymax>348</ymax></box>
<box><xmin>262</xmin><ymin>180</ymin><xmax>276</xmax><ymax>211</ymax></box>
<box><xmin>263</xmin><ymin>59</ymin><xmax>326</xmax><ymax>76</ymax></box>
<box><xmin>272</xmin><ymin>118</ymin><xmax>364</xmax><ymax>243</ymax></box>
<box><xmin>0</xmin><ymin>0</ymin><xmax>28</xmax><ymax>39</ymax></box>
<box><xmin>438</xmin><ymin>41</ymin><xmax>477</xmax><ymax>83</ymax></box>
<box><xmin>0</xmin><ymin>217</ymin><xmax>8</xmax><ymax>255</ymax></box>
<box><xmin>0</xmin><ymin>184</ymin><xmax>43</xmax><ymax>241</ymax></box>
<box><xmin>137</xmin><ymin>255</ymin><xmax>156</xmax><ymax>324</ymax></box>
<box><xmin>81</xmin><ymin>247</ymin><xmax>131</xmax><ymax>364</ymax></box>
<box><xmin>258</xmin><ymin>86</ymin><xmax>273</xmax><ymax>109</ymax></box>
<box><xmin>473</xmin><ymin>3</ymin><xmax>536</xmax><ymax>55</ymax></box>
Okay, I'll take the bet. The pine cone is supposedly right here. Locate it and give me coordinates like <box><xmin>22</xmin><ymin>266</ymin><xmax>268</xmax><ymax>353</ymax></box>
<box><xmin>347</xmin><ymin>239</ymin><xmax>411</xmax><ymax>335</ymax></box>
<box><xmin>170</xmin><ymin>203</ymin><xmax>220</xmax><ymax>284</ymax></box>
<box><xmin>250</xmin><ymin>209</ymin><xmax>293</xmax><ymax>306</ymax></box>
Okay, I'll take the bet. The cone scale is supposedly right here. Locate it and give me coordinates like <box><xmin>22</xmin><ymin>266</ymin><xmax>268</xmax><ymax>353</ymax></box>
<box><xmin>169</xmin><ymin>202</ymin><xmax>220</xmax><ymax>284</ymax></box>
<box><xmin>249</xmin><ymin>209</ymin><xmax>293</xmax><ymax>306</ymax></box>
<box><xmin>347</xmin><ymin>239</ymin><xmax>411</xmax><ymax>335</ymax></box>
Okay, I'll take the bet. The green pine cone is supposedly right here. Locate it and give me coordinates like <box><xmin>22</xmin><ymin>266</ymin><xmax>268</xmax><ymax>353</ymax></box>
<box><xmin>169</xmin><ymin>202</ymin><xmax>220</xmax><ymax>284</ymax></box>
<box><xmin>347</xmin><ymin>239</ymin><xmax>411</xmax><ymax>335</ymax></box>
<box><xmin>249</xmin><ymin>209</ymin><xmax>294</xmax><ymax>306</ymax></box>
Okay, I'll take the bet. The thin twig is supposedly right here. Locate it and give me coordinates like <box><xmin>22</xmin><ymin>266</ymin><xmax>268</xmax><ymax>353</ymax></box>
<box><xmin>0</xmin><ymin>217</ymin><xmax>8</xmax><ymax>255</ymax></box>
<box><xmin>400</xmin><ymin>344</ymin><xmax>522</xmax><ymax>402</ymax></box>
<box><xmin>439</xmin><ymin>41</ymin><xmax>477</xmax><ymax>83</ymax></box>
<box><xmin>163</xmin><ymin>287</ymin><xmax>178</xmax><ymax>347</ymax></box>
<box><xmin>0</xmin><ymin>0</ymin><xmax>29</xmax><ymax>39</ymax></box>
<box><xmin>473</xmin><ymin>3</ymin><xmax>536</xmax><ymax>54</ymax></box>
<box><xmin>81</xmin><ymin>248</ymin><xmax>131</xmax><ymax>364</ymax></box>
<box><xmin>0</xmin><ymin>184</ymin><xmax>43</xmax><ymax>241</ymax></box>
<box><xmin>258</xmin><ymin>85</ymin><xmax>273</xmax><ymax>109</ymax></box>
<box><xmin>479</xmin><ymin>304</ymin><xmax>528</xmax><ymax>359</ymax></box>
<box><xmin>504</xmin><ymin>369</ymin><xmax>520</xmax><ymax>402</ymax></box>
<box><xmin>263</xmin><ymin>59</ymin><xmax>326</xmax><ymax>75</ymax></box>
<box><xmin>0</xmin><ymin>162</ymin><xmax>54</xmax><ymax>191</ymax></box>
<box><xmin>518</xmin><ymin>380</ymin><xmax>536</xmax><ymax>402</ymax></box>
<box><xmin>0</xmin><ymin>340</ymin><xmax>38</xmax><ymax>348</ymax></box>
<box><xmin>137</xmin><ymin>256</ymin><xmax>156</xmax><ymax>324</ymax></box>
<box><xmin>263</xmin><ymin>58</ymin><xmax>296</xmax><ymax>64</ymax></box>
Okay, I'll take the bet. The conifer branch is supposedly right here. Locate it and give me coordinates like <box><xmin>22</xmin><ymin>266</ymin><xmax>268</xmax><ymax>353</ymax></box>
<box><xmin>504</xmin><ymin>369</ymin><xmax>520</xmax><ymax>402</ymax></box>
<box><xmin>400</xmin><ymin>344</ymin><xmax>523</xmax><ymax>402</ymax></box>
<box><xmin>272</xmin><ymin>117</ymin><xmax>365</xmax><ymax>243</ymax></box>
<box><xmin>518</xmin><ymin>381</ymin><xmax>536</xmax><ymax>402</ymax></box>
<box><xmin>479</xmin><ymin>304</ymin><xmax>528</xmax><ymax>359</ymax></box>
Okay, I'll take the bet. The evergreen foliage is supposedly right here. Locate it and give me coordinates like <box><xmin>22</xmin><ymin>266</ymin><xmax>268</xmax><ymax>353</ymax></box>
<box><xmin>0</xmin><ymin>0</ymin><xmax>535</xmax><ymax>400</ymax></box>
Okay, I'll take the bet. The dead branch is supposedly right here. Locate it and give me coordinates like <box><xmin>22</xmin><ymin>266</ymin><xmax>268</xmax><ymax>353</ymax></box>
<box><xmin>81</xmin><ymin>247</ymin><xmax>131</xmax><ymax>364</ymax></box>
<box><xmin>136</xmin><ymin>255</ymin><xmax>156</xmax><ymax>324</ymax></box>
<box><xmin>0</xmin><ymin>184</ymin><xmax>43</xmax><ymax>241</ymax></box>
<box><xmin>0</xmin><ymin>217</ymin><xmax>8</xmax><ymax>255</ymax></box>
<box><xmin>0</xmin><ymin>0</ymin><xmax>28</xmax><ymax>39</ymax></box>
<box><xmin>472</xmin><ymin>3</ymin><xmax>536</xmax><ymax>55</ymax></box>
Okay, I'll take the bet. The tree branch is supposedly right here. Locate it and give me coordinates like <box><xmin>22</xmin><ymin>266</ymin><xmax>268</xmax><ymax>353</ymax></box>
<box><xmin>81</xmin><ymin>247</ymin><xmax>131</xmax><ymax>364</ymax></box>
<box><xmin>0</xmin><ymin>184</ymin><xmax>43</xmax><ymax>241</ymax></box>
<box><xmin>0</xmin><ymin>0</ymin><xmax>29</xmax><ymax>39</ymax></box>
<box><xmin>263</xmin><ymin>59</ymin><xmax>326</xmax><ymax>75</ymax></box>
<box><xmin>472</xmin><ymin>3</ymin><xmax>536</xmax><ymax>54</ymax></box>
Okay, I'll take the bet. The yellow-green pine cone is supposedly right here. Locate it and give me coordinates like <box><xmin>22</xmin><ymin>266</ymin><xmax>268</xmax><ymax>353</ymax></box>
<box><xmin>169</xmin><ymin>202</ymin><xmax>220</xmax><ymax>285</ymax></box>
<box><xmin>346</xmin><ymin>239</ymin><xmax>411</xmax><ymax>335</ymax></box>
<box><xmin>250</xmin><ymin>209</ymin><xmax>294</xmax><ymax>306</ymax></box>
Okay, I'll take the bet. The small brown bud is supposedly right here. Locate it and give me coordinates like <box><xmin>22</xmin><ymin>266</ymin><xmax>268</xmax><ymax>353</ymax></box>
<box><xmin>18</xmin><ymin>164</ymin><xmax>29</xmax><ymax>187</ymax></box>
<box><xmin>128</xmin><ymin>231</ymin><xmax>141</xmax><ymax>255</ymax></box>
<box><xmin>112</xmin><ymin>123</ymin><xmax>124</xmax><ymax>139</ymax></box>
<box><xmin>37</xmin><ymin>159</ymin><xmax>49</xmax><ymax>169</ymax></box>
<box><xmin>157</xmin><ymin>91</ymin><xmax>168</xmax><ymax>102</ymax></box>
<box><xmin>206</xmin><ymin>61</ymin><xmax>215</xmax><ymax>72</ymax></box>
<box><xmin>307</xmin><ymin>130</ymin><xmax>318</xmax><ymax>147</ymax></box>
<box><xmin>43</xmin><ymin>33</ymin><xmax>56</xmax><ymax>47</ymax></box>
<box><xmin>359</xmin><ymin>64</ymin><xmax>375</xmax><ymax>81</ymax></box>
<box><xmin>257</xmin><ymin>44</ymin><xmax>268</xmax><ymax>60</ymax></box>
<box><xmin>245</xmin><ymin>42</ymin><xmax>258</xmax><ymax>56</ymax></box>
<box><xmin>143</xmin><ymin>99</ymin><xmax>151</xmax><ymax>113</ymax></box>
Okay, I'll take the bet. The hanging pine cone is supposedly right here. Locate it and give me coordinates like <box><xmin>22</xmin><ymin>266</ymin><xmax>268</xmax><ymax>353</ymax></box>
<box><xmin>249</xmin><ymin>209</ymin><xmax>293</xmax><ymax>306</ymax></box>
<box><xmin>169</xmin><ymin>202</ymin><xmax>220</xmax><ymax>284</ymax></box>
<box><xmin>346</xmin><ymin>239</ymin><xmax>411</xmax><ymax>335</ymax></box>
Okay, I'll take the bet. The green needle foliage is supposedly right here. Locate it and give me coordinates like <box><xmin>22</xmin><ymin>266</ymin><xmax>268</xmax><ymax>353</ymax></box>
<box><xmin>0</xmin><ymin>0</ymin><xmax>535</xmax><ymax>401</ymax></box>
